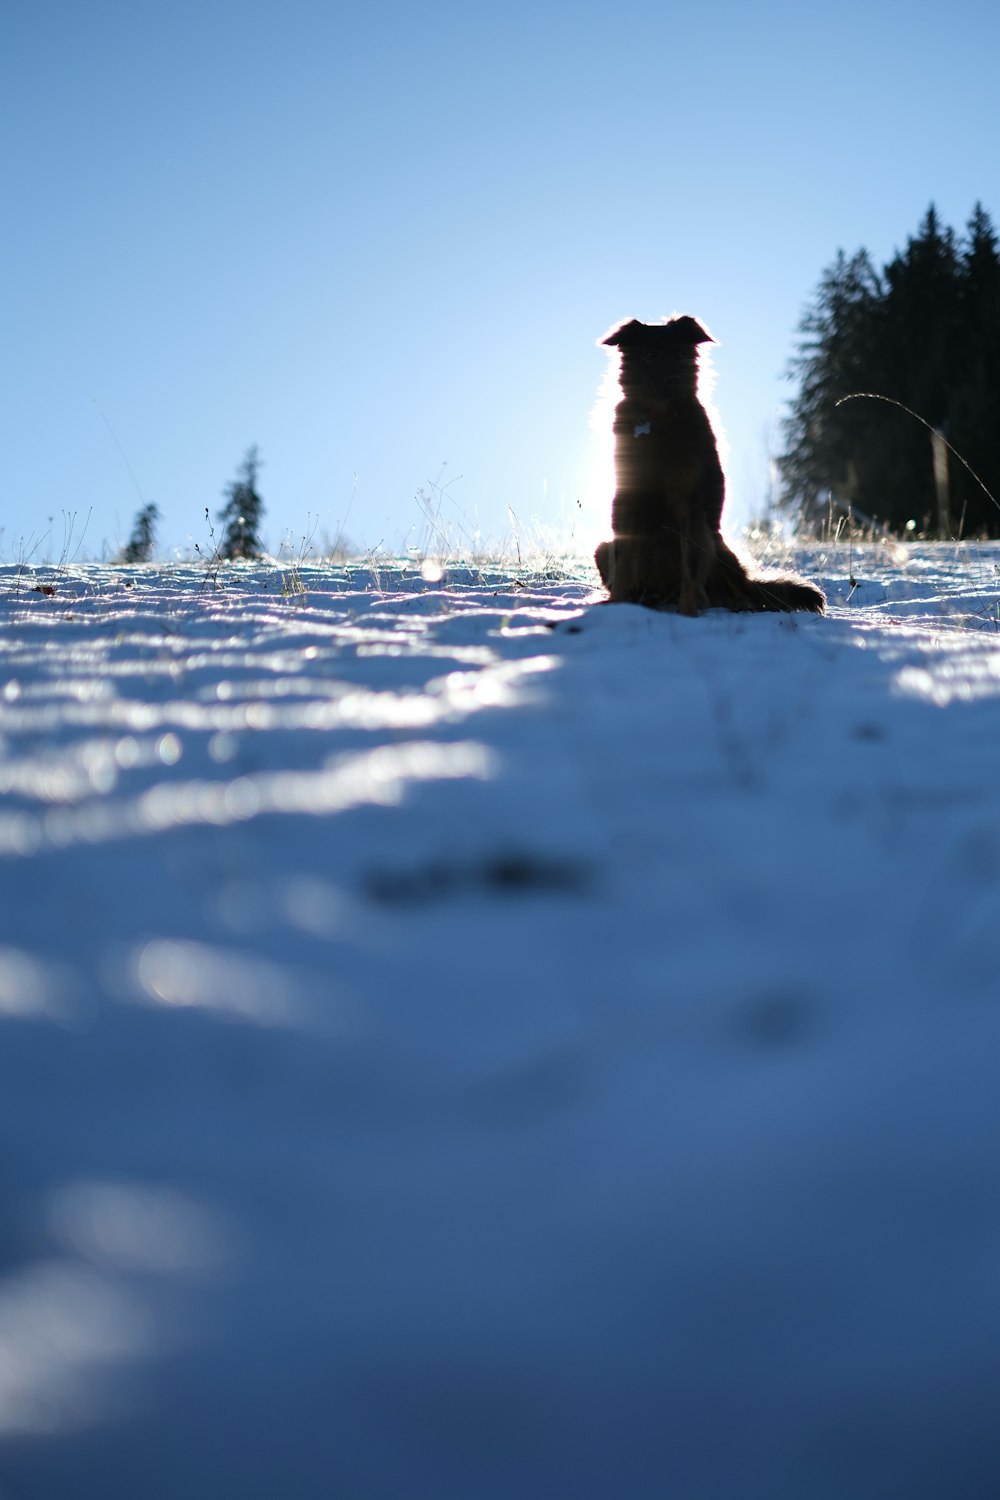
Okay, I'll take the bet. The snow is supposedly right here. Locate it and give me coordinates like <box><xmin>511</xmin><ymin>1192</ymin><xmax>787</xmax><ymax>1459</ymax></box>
<box><xmin>2</xmin><ymin>541</ymin><xmax>1000</xmax><ymax>1498</ymax></box>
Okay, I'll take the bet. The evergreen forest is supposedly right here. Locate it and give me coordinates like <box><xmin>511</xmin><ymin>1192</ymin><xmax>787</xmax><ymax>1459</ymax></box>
<box><xmin>779</xmin><ymin>204</ymin><xmax>1000</xmax><ymax>537</ymax></box>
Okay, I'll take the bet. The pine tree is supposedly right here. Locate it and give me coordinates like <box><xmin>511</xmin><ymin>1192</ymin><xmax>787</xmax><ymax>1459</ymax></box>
<box><xmin>950</xmin><ymin>204</ymin><xmax>1000</xmax><ymax>534</ymax></box>
<box><xmin>863</xmin><ymin>205</ymin><xmax>962</xmax><ymax>531</ymax></box>
<box><xmin>121</xmin><ymin>501</ymin><xmax>160</xmax><ymax>563</ymax></box>
<box><xmin>778</xmin><ymin>248</ymin><xmax>882</xmax><ymax>531</ymax></box>
<box><xmin>218</xmin><ymin>446</ymin><xmax>265</xmax><ymax>560</ymax></box>
<box><xmin>960</xmin><ymin>202</ymin><xmax>999</xmax><ymax>309</ymax></box>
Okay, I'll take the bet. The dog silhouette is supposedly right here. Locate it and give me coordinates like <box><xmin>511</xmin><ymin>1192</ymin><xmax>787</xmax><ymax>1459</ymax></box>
<box><xmin>594</xmin><ymin>317</ymin><xmax>825</xmax><ymax>615</ymax></box>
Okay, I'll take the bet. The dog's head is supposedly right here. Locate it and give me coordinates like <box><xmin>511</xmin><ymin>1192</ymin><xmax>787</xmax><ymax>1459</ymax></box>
<box><xmin>601</xmin><ymin>315</ymin><xmax>715</xmax><ymax>400</ymax></box>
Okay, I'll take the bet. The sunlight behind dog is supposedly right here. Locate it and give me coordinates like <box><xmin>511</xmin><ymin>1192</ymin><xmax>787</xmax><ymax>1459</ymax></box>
<box><xmin>583</xmin><ymin>347</ymin><xmax>620</xmax><ymax>556</ymax></box>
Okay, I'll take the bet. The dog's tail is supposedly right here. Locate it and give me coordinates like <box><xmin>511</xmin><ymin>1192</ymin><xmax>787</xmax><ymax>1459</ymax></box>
<box><xmin>739</xmin><ymin>573</ymin><xmax>826</xmax><ymax>613</ymax></box>
<box><xmin>712</xmin><ymin>540</ymin><xmax>825</xmax><ymax>614</ymax></box>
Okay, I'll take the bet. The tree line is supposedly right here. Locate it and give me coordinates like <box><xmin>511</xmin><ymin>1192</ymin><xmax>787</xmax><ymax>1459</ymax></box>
<box><xmin>779</xmin><ymin>203</ymin><xmax>1000</xmax><ymax>537</ymax></box>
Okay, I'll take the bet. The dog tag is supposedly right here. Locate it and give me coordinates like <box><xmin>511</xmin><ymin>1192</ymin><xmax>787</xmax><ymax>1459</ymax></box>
<box><xmin>633</xmin><ymin>421</ymin><xmax>651</xmax><ymax>437</ymax></box>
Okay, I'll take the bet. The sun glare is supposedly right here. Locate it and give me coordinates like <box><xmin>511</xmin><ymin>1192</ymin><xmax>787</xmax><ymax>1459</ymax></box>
<box><xmin>581</xmin><ymin>348</ymin><xmax>618</xmax><ymax>556</ymax></box>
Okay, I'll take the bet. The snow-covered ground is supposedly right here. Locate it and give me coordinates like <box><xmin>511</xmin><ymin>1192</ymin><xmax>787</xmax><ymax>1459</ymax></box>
<box><xmin>2</xmin><ymin>540</ymin><xmax>1000</xmax><ymax>1498</ymax></box>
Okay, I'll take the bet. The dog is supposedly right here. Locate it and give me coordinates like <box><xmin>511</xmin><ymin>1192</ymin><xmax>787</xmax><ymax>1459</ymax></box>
<box><xmin>594</xmin><ymin>316</ymin><xmax>825</xmax><ymax>615</ymax></box>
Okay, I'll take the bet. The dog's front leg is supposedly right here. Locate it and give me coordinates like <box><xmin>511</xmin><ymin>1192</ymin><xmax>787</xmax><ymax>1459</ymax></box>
<box><xmin>677</xmin><ymin>512</ymin><xmax>715</xmax><ymax>616</ymax></box>
<box><xmin>676</xmin><ymin>516</ymin><xmax>701</xmax><ymax>617</ymax></box>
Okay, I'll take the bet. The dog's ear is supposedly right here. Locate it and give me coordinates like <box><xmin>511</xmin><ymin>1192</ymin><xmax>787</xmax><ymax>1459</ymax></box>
<box><xmin>601</xmin><ymin>315</ymin><xmax>716</xmax><ymax>346</ymax></box>
<box><xmin>667</xmin><ymin>315</ymin><xmax>716</xmax><ymax>345</ymax></box>
<box><xmin>600</xmin><ymin>318</ymin><xmax>644</xmax><ymax>347</ymax></box>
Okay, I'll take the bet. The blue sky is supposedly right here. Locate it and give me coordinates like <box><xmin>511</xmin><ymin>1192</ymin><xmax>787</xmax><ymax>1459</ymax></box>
<box><xmin>6</xmin><ymin>0</ymin><xmax>999</xmax><ymax>561</ymax></box>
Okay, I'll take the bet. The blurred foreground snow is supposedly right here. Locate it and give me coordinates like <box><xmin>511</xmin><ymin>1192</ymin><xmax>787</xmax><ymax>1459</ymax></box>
<box><xmin>2</xmin><ymin>543</ymin><xmax>1000</xmax><ymax>1498</ymax></box>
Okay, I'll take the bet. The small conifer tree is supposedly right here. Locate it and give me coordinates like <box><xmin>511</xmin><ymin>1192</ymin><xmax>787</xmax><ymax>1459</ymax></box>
<box><xmin>121</xmin><ymin>501</ymin><xmax>160</xmax><ymax>563</ymax></box>
<box><xmin>218</xmin><ymin>445</ymin><xmax>265</xmax><ymax>560</ymax></box>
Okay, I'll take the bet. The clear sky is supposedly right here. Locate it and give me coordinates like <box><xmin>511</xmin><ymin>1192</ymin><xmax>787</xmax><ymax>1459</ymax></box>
<box><xmin>6</xmin><ymin>0</ymin><xmax>999</xmax><ymax>562</ymax></box>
